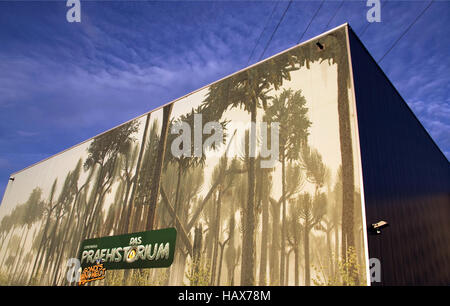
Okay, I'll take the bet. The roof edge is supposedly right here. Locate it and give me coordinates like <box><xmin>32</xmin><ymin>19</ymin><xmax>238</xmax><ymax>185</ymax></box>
<box><xmin>10</xmin><ymin>23</ymin><xmax>350</xmax><ymax>177</ymax></box>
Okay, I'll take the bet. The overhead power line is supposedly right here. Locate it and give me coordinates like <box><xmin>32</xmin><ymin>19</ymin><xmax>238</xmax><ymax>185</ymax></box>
<box><xmin>378</xmin><ymin>0</ymin><xmax>434</xmax><ymax>63</ymax></box>
<box><xmin>246</xmin><ymin>1</ymin><xmax>280</xmax><ymax>66</ymax></box>
<box><xmin>324</xmin><ymin>0</ymin><xmax>345</xmax><ymax>31</ymax></box>
<box><xmin>297</xmin><ymin>0</ymin><xmax>325</xmax><ymax>44</ymax></box>
<box><xmin>258</xmin><ymin>0</ymin><xmax>293</xmax><ymax>61</ymax></box>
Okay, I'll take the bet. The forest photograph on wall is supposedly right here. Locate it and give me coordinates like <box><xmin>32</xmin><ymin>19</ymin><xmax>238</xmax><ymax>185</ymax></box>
<box><xmin>0</xmin><ymin>26</ymin><xmax>369</xmax><ymax>286</ymax></box>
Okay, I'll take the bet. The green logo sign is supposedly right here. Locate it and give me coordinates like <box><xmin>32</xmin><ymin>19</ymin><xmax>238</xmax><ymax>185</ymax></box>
<box><xmin>78</xmin><ymin>228</ymin><xmax>176</xmax><ymax>270</ymax></box>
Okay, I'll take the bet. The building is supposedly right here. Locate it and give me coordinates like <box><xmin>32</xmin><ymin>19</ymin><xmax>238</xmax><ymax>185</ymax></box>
<box><xmin>0</xmin><ymin>24</ymin><xmax>448</xmax><ymax>286</ymax></box>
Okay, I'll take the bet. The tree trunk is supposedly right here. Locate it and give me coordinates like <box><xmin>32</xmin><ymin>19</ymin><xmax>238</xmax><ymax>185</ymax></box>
<box><xmin>51</xmin><ymin>190</ymin><xmax>83</xmax><ymax>285</ymax></box>
<box><xmin>269</xmin><ymin>200</ymin><xmax>280</xmax><ymax>285</ymax></box>
<box><xmin>326</xmin><ymin>228</ymin><xmax>333</xmax><ymax>280</ymax></box>
<box><xmin>191</xmin><ymin>225</ymin><xmax>202</xmax><ymax>285</ymax></box>
<box><xmin>29</xmin><ymin>209</ymin><xmax>52</xmax><ymax>283</ymax></box>
<box><xmin>259</xmin><ymin>190</ymin><xmax>269</xmax><ymax>285</ymax></box>
<box><xmin>11</xmin><ymin>226</ymin><xmax>29</xmax><ymax>283</ymax></box>
<box><xmin>280</xmin><ymin>156</ymin><xmax>286</xmax><ymax>285</ymax></box>
<box><xmin>304</xmin><ymin>224</ymin><xmax>310</xmax><ymax>286</ymax></box>
<box><xmin>227</xmin><ymin>261</ymin><xmax>236</xmax><ymax>286</ymax></box>
<box><xmin>294</xmin><ymin>246</ymin><xmax>299</xmax><ymax>286</ymax></box>
<box><xmin>241</xmin><ymin>103</ymin><xmax>257</xmax><ymax>285</ymax></box>
<box><xmin>84</xmin><ymin>166</ymin><xmax>104</xmax><ymax>239</ymax></box>
<box><xmin>159</xmin><ymin>187</ymin><xmax>193</xmax><ymax>260</ymax></box>
<box><xmin>229</xmin><ymin>266</ymin><xmax>236</xmax><ymax>286</ymax></box>
<box><xmin>172</xmin><ymin>162</ymin><xmax>183</xmax><ymax>227</ymax></box>
<box><xmin>176</xmin><ymin>251</ymin><xmax>187</xmax><ymax>285</ymax></box>
<box><xmin>125</xmin><ymin>113</ymin><xmax>151</xmax><ymax>233</ymax></box>
<box><xmin>112</xmin><ymin>182</ymin><xmax>125</xmax><ymax>234</ymax></box>
<box><xmin>0</xmin><ymin>229</ymin><xmax>14</xmax><ymax>269</ymax></box>
<box><xmin>210</xmin><ymin>189</ymin><xmax>221</xmax><ymax>285</ymax></box>
<box><xmin>119</xmin><ymin>178</ymin><xmax>132</xmax><ymax>233</ymax></box>
<box><xmin>337</xmin><ymin>44</ymin><xmax>355</xmax><ymax>267</ymax></box>
<box><xmin>51</xmin><ymin>219</ymin><xmax>73</xmax><ymax>285</ymax></box>
<box><xmin>122</xmin><ymin>178</ymin><xmax>135</xmax><ymax>234</ymax></box>
<box><xmin>41</xmin><ymin>203</ymin><xmax>64</xmax><ymax>284</ymax></box>
<box><xmin>285</xmin><ymin>250</ymin><xmax>291</xmax><ymax>286</ymax></box>
<box><xmin>132</xmin><ymin>203</ymin><xmax>143</xmax><ymax>232</ymax></box>
<box><xmin>147</xmin><ymin>103</ymin><xmax>173</xmax><ymax>230</ymax></box>
<box><xmin>334</xmin><ymin>222</ymin><xmax>339</xmax><ymax>280</ymax></box>
<box><xmin>217</xmin><ymin>242</ymin><xmax>226</xmax><ymax>285</ymax></box>
<box><xmin>205</xmin><ymin>230</ymin><xmax>213</xmax><ymax>266</ymax></box>
<box><xmin>89</xmin><ymin>183</ymin><xmax>112</xmax><ymax>237</ymax></box>
<box><xmin>338</xmin><ymin>51</ymin><xmax>359</xmax><ymax>284</ymax></box>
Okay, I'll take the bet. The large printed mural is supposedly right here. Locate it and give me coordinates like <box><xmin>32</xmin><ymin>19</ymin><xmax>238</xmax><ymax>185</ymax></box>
<box><xmin>0</xmin><ymin>25</ymin><xmax>368</xmax><ymax>286</ymax></box>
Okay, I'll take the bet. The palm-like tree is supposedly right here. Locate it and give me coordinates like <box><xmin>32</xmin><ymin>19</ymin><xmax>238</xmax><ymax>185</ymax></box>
<box><xmin>134</xmin><ymin>120</ymin><xmax>161</xmax><ymax>236</ymax></box>
<box><xmin>269</xmin><ymin>163</ymin><xmax>305</xmax><ymax>284</ymax></box>
<box><xmin>83</xmin><ymin>119</ymin><xmax>139</xmax><ymax>239</ymax></box>
<box><xmin>264</xmin><ymin>88</ymin><xmax>310</xmax><ymax>285</ymax></box>
<box><xmin>0</xmin><ymin>215</ymin><xmax>12</xmax><ymax>248</ymax></box>
<box><xmin>298</xmin><ymin>145</ymin><xmax>329</xmax><ymax>285</ymax></box>
<box><xmin>189</xmin><ymin>224</ymin><xmax>204</xmax><ymax>285</ymax></box>
<box><xmin>164</xmin><ymin>106</ymin><xmax>227</xmax><ymax>228</ymax></box>
<box><xmin>297</xmin><ymin>192</ymin><xmax>326</xmax><ymax>286</ymax></box>
<box><xmin>208</xmin><ymin>156</ymin><xmax>237</xmax><ymax>285</ymax></box>
<box><xmin>202</xmin><ymin>194</ymin><xmax>215</xmax><ymax>264</ymax></box>
<box><xmin>286</xmin><ymin>199</ymin><xmax>302</xmax><ymax>286</ymax></box>
<box><xmin>279</xmin><ymin>28</ymin><xmax>357</xmax><ymax>266</ymax></box>
<box><xmin>116</xmin><ymin>143</ymin><xmax>139</xmax><ymax>234</ymax></box>
<box><xmin>28</xmin><ymin>179</ymin><xmax>58</xmax><ymax>283</ymax></box>
<box><xmin>124</xmin><ymin>113</ymin><xmax>151</xmax><ymax>231</ymax></box>
<box><xmin>201</xmin><ymin>54</ymin><xmax>299</xmax><ymax>285</ymax></box>
<box><xmin>43</xmin><ymin>170</ymin><xmax>78</xmax><ymax>284</ymax></box>
<box><xmin>216</xmin><ymin>215</ymin><xmax>234</xmax><ymax>285</ymax></box>
<box><xmin>315</xmin><ymin>170</ymin><xmax>340</xmax><ymax>280</ymax></box>
<box><xmin>146</xmin><ymin>104</ymin><xmax>173</xmax><ymax>230</ymax></box>
<box><xmin>51</xmin><ymin>160</ymin><xmax>86</xmax><ymax>285</ymax></box>
<box><xmin>0</xmin><ymin>215</ymin><xmax>13</xmax><ymax>267</ymax></box>
<box><xmin>4</xmin><ymin>234</ymin><xmax>21</xmax><ymax>275</ymax></box>
<box><xmin>297</xmin><ymin>28</ymin><xmax>357</xmax><ymax>265</ymax></box>
<box><xmin>10</xmin><ymin>188</ymin><xmax>44</xmax><ymax>283</ymax></box>
<box><xmin>332</xmin><ymin>166</ymin><xmax>343</xmax><ymax>278</ymax></box>
<box><xmin>161</xmin><ymin>162</ymin><xmax>205</xmax><ymax>285</ymax></box>
<box><xmin>257</xmin><ymin>160</ymin><xmax>273</xmax><ymax>286</ymax></box>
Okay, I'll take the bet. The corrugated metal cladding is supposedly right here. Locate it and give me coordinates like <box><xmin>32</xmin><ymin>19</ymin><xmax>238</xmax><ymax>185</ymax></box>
<box><xmin>348</xmin><ymin>27</ymin><xmax>450</xmax><ymax>285</ymax></box>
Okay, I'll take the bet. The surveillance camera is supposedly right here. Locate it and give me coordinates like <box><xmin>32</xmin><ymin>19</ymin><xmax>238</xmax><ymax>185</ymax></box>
<box><xmin>368</xmin><ymin>220</ymin><xmax>389</xmax><ymax>235</ymax></box>
<box><xmin>9</xmin><ymin>177</ymin><xmax>15</xmax><ymax>181</ymax></box>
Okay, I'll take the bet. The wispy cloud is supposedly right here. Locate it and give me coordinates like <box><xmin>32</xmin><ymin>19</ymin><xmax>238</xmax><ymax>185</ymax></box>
<box><xmin>16</xmin><ymin>131</ymin><xmax>39</xmax><ymax>137</ymax></box>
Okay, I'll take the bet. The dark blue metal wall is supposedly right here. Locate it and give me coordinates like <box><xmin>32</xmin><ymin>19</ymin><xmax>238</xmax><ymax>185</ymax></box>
<box><xmin>348</xmin><ymin>28</ymin><xmax>450</xmax><ymax>285</ymax></box>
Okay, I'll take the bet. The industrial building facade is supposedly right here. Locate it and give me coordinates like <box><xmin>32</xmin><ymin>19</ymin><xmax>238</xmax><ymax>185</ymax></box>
<box><xmin>0</xmin><ymin>24</ymin><xmax>447</xmax><ymax>286</ymax></box>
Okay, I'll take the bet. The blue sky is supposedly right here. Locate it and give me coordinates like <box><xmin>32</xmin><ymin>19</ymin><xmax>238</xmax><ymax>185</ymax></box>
<box><xmin>0</xmin><ymin>0</ymin><xmax>449</xmax><ymax>198</ymax></box>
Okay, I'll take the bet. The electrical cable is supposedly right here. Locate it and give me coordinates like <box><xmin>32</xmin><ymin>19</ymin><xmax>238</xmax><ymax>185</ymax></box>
<box><xmin>258</xmin><ymin>0</ymin><xmax>293</xmax><ymax>61</ymax></box>
<box><xmin>324</xmin><ymin>0</ymin><xmax>345</xmax><ymax>31</ymax></box>
<box><xmin>246</xmin><ymin>1</ymin><xmax>281</xmax><ymax>65</ymax></box>
<box><xmin>297</xmin><ymin>0</ymin><xmax>325</xmax><ymax>44</ymax></box>
<box><xmin>378</xmin><ymin>0</ymin><xmax>434</xmax><ymax>63</ymax></box>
